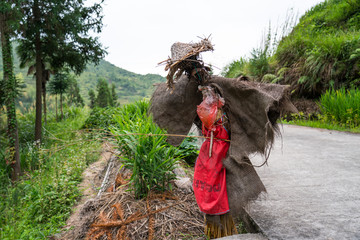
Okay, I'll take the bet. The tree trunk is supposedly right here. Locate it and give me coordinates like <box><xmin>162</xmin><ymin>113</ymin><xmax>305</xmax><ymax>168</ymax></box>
<box><xmin>42</xmin><ymin>66</ymin><xmax>49</xmax><ymax>125</ymax></box>
<box><xmin>60</xmin><ymin>92</ymin><xmax>63</xmax><ymax>120</ymax></box>
<box><xmin>42</xmin><ymin>79</ymin><xmax>46</xmax><ymax>125</ymax></box>
<box><xmin>55</xmin><ymin>94</ymin><xmax>58</xmax><ymax>121</ymax></box>
<box><xmin>34</xmin><ymin>0</ymin><xmax>43</xmax><ymax>143</ymax></box>
<box><xmin>0</xmin><ymin>12</ymin><xmax>21</xmax><ymax>180</ymax></box>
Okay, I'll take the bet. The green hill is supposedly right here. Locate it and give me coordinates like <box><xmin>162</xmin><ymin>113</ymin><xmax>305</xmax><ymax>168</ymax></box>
<box><xmin>0</xmin><ymin>44</ymin><xmax>165</xmax><ymax>108</ymax></box>
<box><xmin>222</xmin><ymin>0</ymin><xmax>360</xmax><ymax>98</ymax></box>
<box><xmin>275</xmin><ymin>0</ymin><xmax>360</xmax><ymax>97</ymax></box>
<box><xmin>77</xmin><ymin>60</ymin><xmax>165</xmax><ymax>104</ymax></box>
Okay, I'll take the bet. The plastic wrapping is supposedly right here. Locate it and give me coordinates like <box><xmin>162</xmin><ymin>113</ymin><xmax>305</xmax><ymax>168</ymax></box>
<box><xmin>196</xmin><ymin>86</ymin><xmax>225</xmax><ymax>130</ymax></box>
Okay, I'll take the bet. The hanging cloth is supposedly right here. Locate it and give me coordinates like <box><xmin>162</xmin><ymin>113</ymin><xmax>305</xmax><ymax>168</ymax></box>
<box><xmin>193</xmin><ymin>120</ymin><xmax>230</xmax><ymax>215</ymax></box>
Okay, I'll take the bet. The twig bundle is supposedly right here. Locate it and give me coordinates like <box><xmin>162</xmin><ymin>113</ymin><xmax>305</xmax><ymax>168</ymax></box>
<box><xmin>158</xmin><ymin>38</ymin><xmax>214</xmax><ymax>89</ymax></box>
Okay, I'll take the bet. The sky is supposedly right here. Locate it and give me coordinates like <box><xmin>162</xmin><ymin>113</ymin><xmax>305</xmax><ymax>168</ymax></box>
<box><xmin>96</xmin><ymin>0</ymin><xmax>324</xmax><ymax>76</ymax></box>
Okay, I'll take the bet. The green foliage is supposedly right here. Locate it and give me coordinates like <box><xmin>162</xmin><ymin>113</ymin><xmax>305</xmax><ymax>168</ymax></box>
<box><xmin>319</xmin><ymin>88</ymin><xmax>360</xmax><ymax>127</ymax></box>
<box><xmin>0</xmin><ymin>79</ymin><xmax>4</xmax><ymax>106</ymax></box>
<box><xmin>222</xmin><ymin>24</ymin><xmax>280</xmax><ymax>80</ymax></box>
<box><xmin>282</xmin><ymin>112</ymin><xmax>360</xmax><ymax>133</ymax></box>
<box><xmin>48</xmin><ymin>71</ymin><xmax>70</xmax><ymax>96</ymax></box>
<box><xmin>110</xmin><ymin>100</ymin><xmax>179</xmax><ymax>198</ymax></box>
<box><xmin>88</xmin><ymin>89</ymin><xmax>96</xmax><ymax>109</ymax></box>
<box><xmin>110</xmin><ymin>83</ymin><xmax>118</xmax><ymax>107</ymax></box>
<box><xmin>221</xmin><ymin>58</ymin><xmax>248</xmax><ymax>78</ymax></box>
<box><xmin>17</xmin><ymin>0</ymin><xmax>106</xmax><ymax>75</ymax></box>
<box><xmin>282</xmin><ymin>88</ymin><xmax>360</xmax><ymax>132</ymax></box>
<box><xmin>95</xmin><ymin>78</ymin><xmax>112</xmax><ymax>108</ymax></box>
<box><xmin>0</xmin><ymin>48</ymin><xmax>165</xmax><ymax>110</ymax></box>
<box><xmin>222</xmin><ymin>1</ymin><xmax>360</xmax><ymax>98</ymax></box>
<box><xmin>82</xmin><ymin>106</ymin><xmax>122</xmax><ymax>131</ymax></box>
<box><xmin>262</xmin><ymin>73</ymin><xmax>277</xmax><ymax>83</ymax></box>
<box><xmin>175</xmin><ymin>135</ymin><xmax>199</xmax><ymax>166</ymax></box>
<box><xmin>248</xmin><ymin>28</ymin><xmax>272</xmax><ymax>80</ymax></box>
<box><xmin>67</xmin><ymin>76</ymin><xmax>84</xmax><ymax>107</ymax></box>
<box><xmin>0</xmin><ymin>107</ymin><xmax>102</xmax><ymax>239</ymax></box>
<box><xmin>77</xmin><ymin>60</ymin><xmax>165</xmax><ymax>104</ymax></box>
<box><xmin>275</xmin><ymin>0</ymin><xmax>360</xmax><ymax>97</ymax></box>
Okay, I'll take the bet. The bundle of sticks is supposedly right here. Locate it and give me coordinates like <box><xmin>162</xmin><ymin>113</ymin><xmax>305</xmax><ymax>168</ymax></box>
<box><xmin>158</xmin><ymin>38</ymin><xmax>214</xmax><ymax>90</ymax></box>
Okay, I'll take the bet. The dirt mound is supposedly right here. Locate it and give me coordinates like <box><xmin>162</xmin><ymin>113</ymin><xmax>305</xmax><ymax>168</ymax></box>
<box><xmin>292</xmin><ymin>98</ymin><xmax>320</xmax><ymax>115</ymax></box>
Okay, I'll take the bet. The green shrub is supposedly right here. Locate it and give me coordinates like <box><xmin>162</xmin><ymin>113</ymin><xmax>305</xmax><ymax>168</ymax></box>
<box><xmin>262</xmin><ymin>74</ymin><xmax>277</xmax><ymax>83</ymax></box>
<box><xmin>82</xmin><ymin>106</ymin><xmax>122</xmax><ymax>130</ymax></box>
<box><xmin>221</xmin><ymin>58</ymin><xmax>249</xmax><ymax>78</ymax></box>
<box><xmin>111</xmin><ymin>100</ymin><xmax>179</xmax><ymax>198</ymax></box>
<box><xmin>175</xmin><ymin>134</ymin><xmax>199</xmax><ymax>166</ymax></box>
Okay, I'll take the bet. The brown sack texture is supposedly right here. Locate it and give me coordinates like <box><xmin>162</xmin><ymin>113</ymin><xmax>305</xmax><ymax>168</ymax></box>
<box><xmin>150</xmin><ymin>76</ymin><xmax>202</xmax><ymax>146</ymax></box>
<box><xmin>208</xmin><ymin>76</ymin><xmax>296</xmax><ymax>163</ymax></box>
<box><xmin>150</xmin><ymin>75</ymin><xmax>296</xmax><ymax>216</ymax></box>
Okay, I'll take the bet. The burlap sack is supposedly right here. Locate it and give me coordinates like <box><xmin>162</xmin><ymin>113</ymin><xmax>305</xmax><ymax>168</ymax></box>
<box><xmin>150</xmin><ymin>75</ymin><xmax>297</xmax><ymax>216</ymax></box>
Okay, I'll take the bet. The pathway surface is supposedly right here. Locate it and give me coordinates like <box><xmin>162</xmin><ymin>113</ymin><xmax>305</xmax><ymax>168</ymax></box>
<box><xmin>246</xmin><ymin>125</ymin><xmax>360</xmax><ymax>240</ymax></box>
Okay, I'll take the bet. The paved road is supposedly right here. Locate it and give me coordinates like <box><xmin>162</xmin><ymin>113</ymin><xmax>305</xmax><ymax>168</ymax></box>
<box><xmin>247</xmin><ymin>125</ymin><xmax>360</xmax><ymax>240</ymax></box>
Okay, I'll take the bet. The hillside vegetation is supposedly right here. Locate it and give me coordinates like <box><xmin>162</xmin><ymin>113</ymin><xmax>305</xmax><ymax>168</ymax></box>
<box><xmin>223</xmin><ymin>0</ymin><xmax>360</xmax><ymax>98</ymax></box>
<box><xmin>0</xmin><ymin>45</ymin><xmax>165</xmax><ymax>109</ymax></box>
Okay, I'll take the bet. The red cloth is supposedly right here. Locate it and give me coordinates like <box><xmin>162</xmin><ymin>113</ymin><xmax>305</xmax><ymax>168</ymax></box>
<box><xmin>193</xmin><ymin>121</ymin><xmax>230</xmax><ymax>215</ymax></box>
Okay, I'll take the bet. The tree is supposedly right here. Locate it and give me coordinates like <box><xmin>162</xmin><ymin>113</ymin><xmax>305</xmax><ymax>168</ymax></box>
<box><xmin>88</xmin><ymin>89</ymin><xmax>96</xmax><ymax>109</ymax></box>
<box><xmin>0</xmin><ymin>79</ymin><xmax>4</xmax><ymax>107</ymax></box>
<box><xmin>95</xmin><ymin>78</ymin><xmax>112</xmax><ymax>108</ymax></box>
<box><xmin>48</xmin><ymin>71</ymin><xmax>69</xmax><ymax>121</ymax></box>
<box><xmin>18</xmin><ymin>0</ymin><xmax>106</xmax><ymax>142</ymax></box>
<box><xmin>110</xmin><ymin>83</ymin><xmax>118</xmax><ymax>107</ymax></box>
<box><xmin>0</xmin><ymin>1</ymin><xmax>21</xmax><ymax>180</ymax></box>
<box><xmin>67</xmin><ymin>75</ymin><xmax>84</xmax><ymax>107</ymax></box>
<box><xmin>18</xmin><ymin>58</ymin><xmax>53</xmax><ymax>125</ymax></box>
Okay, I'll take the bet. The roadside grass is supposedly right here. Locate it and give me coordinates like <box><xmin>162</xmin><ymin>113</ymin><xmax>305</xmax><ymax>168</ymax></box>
<box><xmin>0</xmin><ymin>106</ymin><xmax>102</xmax><ymax>239</ymax></box>
<box><xmin>283</xmin><ymin>88</ymin><xmax>360</xmax><ymax>134</ymax></box>
<box><xmin>282</xmin><ymin>118</ymin><xmax>360</xmax><ymax>133</ymax></box>
<box><xmin>282</xmin><ymin>113</ymin><xmax>360</xmax><ymax>133</ymax></box>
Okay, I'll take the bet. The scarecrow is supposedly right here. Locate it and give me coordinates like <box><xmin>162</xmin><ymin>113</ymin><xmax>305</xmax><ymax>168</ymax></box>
<box><xmin>150</xmin><ymin>39</ymin><xmax>296</xmax><ymax>238</ymax></box>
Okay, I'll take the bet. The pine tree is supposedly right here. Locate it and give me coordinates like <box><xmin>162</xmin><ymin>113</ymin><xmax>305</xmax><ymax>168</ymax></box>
<box><xmin>96</xmin><ymin>78</ymin><xmax>111</xmax><ymax>108</ymax></box>
<box><xmin>48</xmin><ymin>71</ymin><xmax>70</xmax><ymax>121</ymax></box>
<box><xmin>67</xmin><ymin>75</ymin><xmax>84</xmax><ymax>107</ymax></box>
<box><xmin>110</xmin><ymin>83</ymin><xmax>118</xmax><ymax>107</ymax></box>
<box><xmin>89</xmin><ymin>89</ymin><xmax>96</xmax><ymax>108</ymax></box>
<box><xmin>17</xmin><ymin>0</ymin><xmax>106</xmax><ymax>142</ymax></box>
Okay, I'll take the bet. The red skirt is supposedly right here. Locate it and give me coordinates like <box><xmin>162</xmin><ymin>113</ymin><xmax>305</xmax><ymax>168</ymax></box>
<box><xmin>193</xmin><ymin>123</ymin><xmax>230</xmax><ymax>215</ymax></box>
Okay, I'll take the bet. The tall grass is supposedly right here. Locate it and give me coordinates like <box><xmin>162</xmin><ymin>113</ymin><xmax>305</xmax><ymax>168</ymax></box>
<box><xmin>222</xmin><ymin>9</ymin><xmax>298</xmax><ymax>81</ymax></box>
<box><xmin>275</xmin><ymin>0</ymin><xmax>360</xmax><ymax>97</ymax></box>
<box><xmin>0</xmin><ymin>107</ymin><xmax>102</xmax><ymax>239</ymax></box>
<box><xmin>111</xmin><ymin>100</ymin><xmax>179</xmax><ymax>199</ymax></box>
<box><xmin>319</xmin><ymin>88</ymin><xmax>360</xmax><ymax>127</ymax></box>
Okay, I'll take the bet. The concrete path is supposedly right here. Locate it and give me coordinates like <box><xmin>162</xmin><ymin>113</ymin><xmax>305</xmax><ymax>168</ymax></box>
<box><xmin>247</xmin><ymin>125</ymin><xmax>360</xmax><ymax>240</ymax></box>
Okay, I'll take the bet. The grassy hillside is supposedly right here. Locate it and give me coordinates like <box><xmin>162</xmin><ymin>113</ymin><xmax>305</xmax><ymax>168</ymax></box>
<box><xmin>275</xmin><ymin>0</ymin><xmax>360</xmax><ymax>97</ymax></box>
<box><xmin>0</xmin><ymin>44</ymin><xmax>165</xmax><ymax>109</ymax></box>
<box><xmin>222</xmin><ymin>0</ymin><xmax>360</xmax><ymax>98</ymax></box>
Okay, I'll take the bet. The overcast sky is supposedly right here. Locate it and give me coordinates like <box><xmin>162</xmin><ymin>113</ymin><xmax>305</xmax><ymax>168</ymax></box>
<box><xmin>97</xmin><ymin>0</ymin><xmax>324</xmax><ymax>76</ymax></box>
